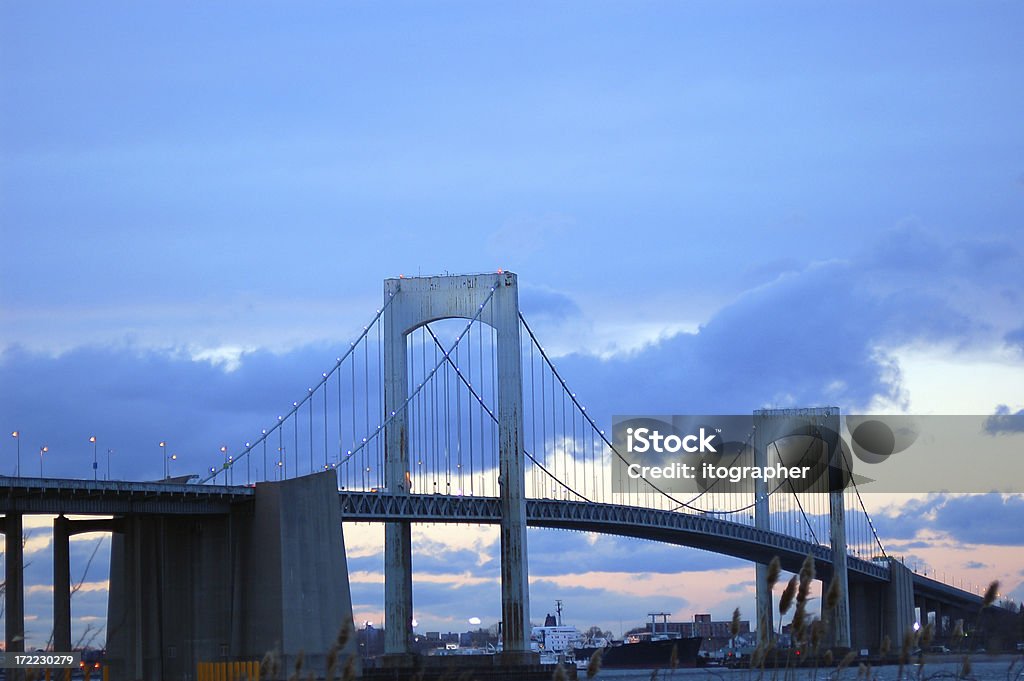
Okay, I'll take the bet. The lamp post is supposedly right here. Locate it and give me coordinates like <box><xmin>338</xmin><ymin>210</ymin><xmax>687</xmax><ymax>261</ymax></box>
<box><xmin>220</xmin><ymin>445</ymin><xmax>228</xmax><ymax>485</ymax></box>
<box><xmin>90</xmin><ymin>436</ymin><xmax>98</xmax><ymax>481</ymax></box>
<box><xmin>107</xmin><ymin>448</ymin><xmax>113</xmax><ymax>480</ymax></box>
<box><xmin>39</xmin><ymin>445</ymin><xmax>48</xmax><ymax>477</ymax></box>
<box><xmin>11</xmin><ymin>430</ymin><xmax>20</xmax><ymax>476</ymax></box>
<box><xmin>160</xmin><ymin>441</ymin><xmax>167</xmax><ymax>479</ymax></box>
<box><xmin>168</xmin><ymin>453</ymin><xmax>178</xmax><ymax>479</ymax></box>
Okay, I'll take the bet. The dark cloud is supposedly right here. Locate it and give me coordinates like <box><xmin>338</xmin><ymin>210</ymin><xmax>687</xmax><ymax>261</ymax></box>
<box><xmin>519</xmin><ymin>286</ymin><xmax>582</xmax><ymax>321</ymax></box>
<box><xmin>885</xmin><ymin>541</ymin><xmax>932</xmax><ymax>551</ymax></box>
<box><xmin>527</xmin><ymin>529</ymin><xmax>746</xmax><ymax>575</ymax></box>
<box><xmin>353</xmin><ymin>527</ymin><xmax>745</xmax><ymax>601</ymax></box>
<box><xmin>347</xmin><ymin>554</ymin><xmax>384</xmax><ymax>575</ymax></box>
<box><xmin>547</xmin><ymin>229</ymin><xmax>1019</xmax><ymax>421</ymax></box>
<box><xmin>875</xmin><ymin>495</ymin><xmax>1024</xmax><ymax>547</ymax></box>
<box><xmin>415</xmin><ymin>549</ymin><xmax>499</xmax><ymax>578</ymax></box>
<box><xmin>411</xmin><ymin>577</ymin><xmax>500</xmax><ymax>619</ymax></box>
<box><xmin>350</xmin><ymin>580</ymin><xmax>384</xmax><ymax>614</ymax></box>
<box><xmin>984</xmin><ymin>405</ymin><xmax>1024</xmax><ymax>435</ymax></box>
<box><xmin>0</xmin><ymin>342</ymin><xmax>352</xmax><ymax>480</ymax></box>
<box><xmin>725</xmin><ymin>581</ymin><xmax>753</xmax><ymax>594</ymax></box>
<box><xmin>928</xmin><ymin>496</ymin><xmax>1024</xmax><ymax>546</ymax></box>
<box><xmin>346</xmin><ymin>540</ymin><xmax>493</xmax><ymax>577</ymax></box>
<box><xmin>870</xmin><ymin>498</ymin><xmax>941</xmax><ymax>541</ymax></box>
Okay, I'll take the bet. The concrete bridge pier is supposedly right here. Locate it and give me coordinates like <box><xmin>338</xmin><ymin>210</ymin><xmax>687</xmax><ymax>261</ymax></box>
<box><xmin>848</xmin><ymin>563</ymin><xmax>914</xmax><ymax>654</ymax></box>
<box><xmin>886</xmin><ymin>558</ymin><xmax>916</xmax><ymax>648</ymax></box>
<box><xmin>848</xmin><ymin>579</ymin><xmax>882</xmax><ymax>651</ymax></box>
<box><xmin>752</xmin><ymin>416</ymin><xmax>772</xmax><ymax>643</ymax></box>
<box><xmin>827</xmin><ymin>486</ymin><xmax>851</xmax><ymax>648</ymax></box>
<box><xmin>2</xmin><ymin>513</ymin><xmax>25</xmax><ymax>680</ymax></box>
<box><xmin>917</xmin><ymin>597</ymin><xmax>928</xmax><ymax>628</ymax></box>
<box><xmin>51</xmin><ymin>517</ymin><xmax>118</xmax><ymax>654</ymax></box>
<box><xmin>53</xmin><ymin>515</ymin><xmax>72</xmax><ymax>652</ymax></box>
<box><xmin>382</xmin><ymin>276</ymin><xmax>414</xmax><ymax>663</ymax></box>
<box><xmin>106</xmin><ymin>471</ymin><xmax>356</xmax><ymax>681</ymax></box>
<box><xmin>931</xmin><ymin>600</ymin><xmax>944</xmax><ymax>636</ymax></box>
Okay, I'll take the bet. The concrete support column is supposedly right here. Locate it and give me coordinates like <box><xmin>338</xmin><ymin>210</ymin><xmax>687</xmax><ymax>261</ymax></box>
<box><xmin>847</xmin><ymin>580</ymin><xmax>883</xmax><ymax>652</ymax></box>
<box><xmin>383</xmin><ymin>278</ymin><xmax>414</xmax><ymax>658</ymax></box>
<box><xmin>752</xmin><ymin>416</ymin><xmax>773</xmax><ymax>644</ymax></box>
<box><xmin>246</xmin><ymin>472</ymin><xmax>358</xmax><ymax>678</ymax></box>
<box><xmin>4</xmin><ymin>514</ymin><xmax>25</xmax><ymax>655</ymax></box>
<box><xmin>130</xmin><ymin>518</ymin><xmax>145</xmax><ymax>681</ymax></box>
<box><xmin>933</xmin><ymin>601</ymin><xmax>943</xmax><ymax>636</ymax></box>
<box><xmin>53</xmin><ymin>515</ymin><xmax>72</xmax><ymax>652</ymax></box>
<box><xmin>886</xmin><ymin>559</ymin><xmax>916</xmax><ymax>646</ymax></box>
<box><xmin>828</xmin><ymin>486</ymin><xmax>852</xmax><ymax>647</ymax></box>
<box><xmin>493</xmin><ymin>275</ymin><xmax>531</xmax><ymax>658</ymax></box>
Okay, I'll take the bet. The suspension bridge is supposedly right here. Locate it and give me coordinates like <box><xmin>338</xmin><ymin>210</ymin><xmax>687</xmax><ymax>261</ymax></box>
<box><xmin>0</xmin><ymin>272</ymin><xmax>996</xmax><ymax>680</ymax></box>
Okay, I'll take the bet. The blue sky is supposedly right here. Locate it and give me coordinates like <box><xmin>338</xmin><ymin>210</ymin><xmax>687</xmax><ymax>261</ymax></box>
<box><xmin>2</xmin><ymin>0</ymin><xmax>1023</xmax><ymax>647</ymax></box>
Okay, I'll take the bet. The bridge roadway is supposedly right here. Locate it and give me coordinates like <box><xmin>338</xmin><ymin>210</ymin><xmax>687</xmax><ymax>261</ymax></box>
<box><xmin>0</xmin><ymin>476</ymin><xmax>979</xmax><ymax>606</ymax></box>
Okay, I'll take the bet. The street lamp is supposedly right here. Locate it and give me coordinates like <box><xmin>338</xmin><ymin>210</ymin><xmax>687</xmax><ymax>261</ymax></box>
<box><xmin>160</xmin><ymin>441</ymin><xmax>167</xmax><ymax>479</ymax></box>
<box><xmin>220</xmin><ymin>446</ymin><xmax>228</xmax><ymax>485</ymax></box>
<box><xmin>39</xmin><ymin>445</ymin><xmax>48</xmax><ymax>477</ymax></box>
<box><xmin>89</xmin><ymin>436</ymin><xmax>98</xmax><ymax>481</ymax></box>
<box><xmin>168</xmin><ymin>453</ymin><xmax>178</xmax><ymax>478</ymax></box>
<box><xmin>11</xmin><ymin>431</ymin><xmax>20</xmax><ymax>476</ymax></box>
<box><xmin>106</xmin><ymin>448</ymin><xmax>113</xmax><ymax>480</ymax></box>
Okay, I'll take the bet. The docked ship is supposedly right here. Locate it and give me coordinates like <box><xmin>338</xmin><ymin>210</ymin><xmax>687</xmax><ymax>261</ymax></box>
<box><xmin>575</xmin><ymin>613</ymin><xmax>702</xmax><ymax>670</ymax></box>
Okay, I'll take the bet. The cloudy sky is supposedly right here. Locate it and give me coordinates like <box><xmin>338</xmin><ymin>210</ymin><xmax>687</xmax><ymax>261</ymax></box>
<box><xmin>2</xmin><ymin>1</ymin><xmax>1023</xmax><ymax>648</ymax></box>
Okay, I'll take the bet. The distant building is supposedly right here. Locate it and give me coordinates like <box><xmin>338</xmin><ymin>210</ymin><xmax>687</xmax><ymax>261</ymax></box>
<box><xmin>357</xmin><ymin>624</ymin><xmax>384</xmax><ymax>657</ymax></box>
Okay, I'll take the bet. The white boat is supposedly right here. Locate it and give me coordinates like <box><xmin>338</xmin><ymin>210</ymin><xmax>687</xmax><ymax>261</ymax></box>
<box><xmin>531</xmin><ymin>602</ymin><xmax>584</xmax><ymax>666</ymax></box>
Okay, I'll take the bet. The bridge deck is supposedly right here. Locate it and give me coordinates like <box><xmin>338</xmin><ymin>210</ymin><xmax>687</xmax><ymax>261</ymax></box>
<box><xmin>2</xmin><ymin>477</ymin><xmax>887</xmax><ymax>580</ymax></box>
<box><xmin>0</xmin><ymin>476</ymin><xmax>248</xmax><ymax>514</ymax></box>
<box><xmin>0</xmin><ymin>477</ymin><xmax>985</xmax><ymax>605</ymax></box>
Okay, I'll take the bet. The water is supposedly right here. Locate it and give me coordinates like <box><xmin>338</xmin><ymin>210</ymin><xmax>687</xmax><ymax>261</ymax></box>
<box><xmin>589</xmin><ymin>658</ymin><xmax>1024</xmax><ymax>681</ymax></box>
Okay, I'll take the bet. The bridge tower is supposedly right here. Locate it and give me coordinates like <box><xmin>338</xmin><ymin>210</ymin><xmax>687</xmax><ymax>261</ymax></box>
<box><xmin>754</xmin><ymin>408</ymin><xmax>851</xmax><ymax>648</ymax></box>
<box><xmin>382</xmin><ymin>272</ymin><xmax>533</xmax><ymax>662</ymax></box>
